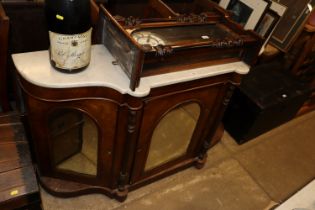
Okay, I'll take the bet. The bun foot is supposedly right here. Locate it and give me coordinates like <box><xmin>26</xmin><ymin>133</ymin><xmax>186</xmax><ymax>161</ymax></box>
<box><xmin>195</xmin><ymin>154</ymin><xmax>207</xmax><ymax>169</ymax></box>
<box><xmin>116</xmin><ymin>188</ymin><xmax>128</xmax><ymax>202</ymax></box>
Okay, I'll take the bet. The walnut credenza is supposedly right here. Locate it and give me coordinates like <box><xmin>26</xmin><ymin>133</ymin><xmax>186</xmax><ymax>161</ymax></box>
<box><xmin>13</xmin><ymin>44</ymin><xmax>249</xmax><ymax>201</ymax></box>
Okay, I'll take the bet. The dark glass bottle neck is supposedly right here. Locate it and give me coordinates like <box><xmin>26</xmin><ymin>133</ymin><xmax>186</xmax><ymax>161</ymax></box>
<box><xmin>45</xmin><ymin>0</ymin><xmax>91</xmax><ymax>34</ymax></box>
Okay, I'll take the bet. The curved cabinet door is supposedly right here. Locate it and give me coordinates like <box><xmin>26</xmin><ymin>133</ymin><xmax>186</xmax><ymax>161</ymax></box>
<box><xmin>131</xmin><ymin>83</ymin><xmax>225</xmax><ymax>183</ymax></box>
<box><xmin>27</xmin><ymin>98</ymin><xmax>118</xmax><ymax>186</ymax></box>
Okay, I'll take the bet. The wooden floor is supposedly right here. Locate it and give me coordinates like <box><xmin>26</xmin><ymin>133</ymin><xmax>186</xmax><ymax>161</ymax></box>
<box><xmin>0</xmin><ymin>112</ymin><xmax>41</xmax><ymax>210</ymax></box>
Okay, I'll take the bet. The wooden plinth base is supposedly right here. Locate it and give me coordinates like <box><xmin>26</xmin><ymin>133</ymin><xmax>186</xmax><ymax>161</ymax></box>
<box><xmin>38</xmin><ymin>176</ymin><xmax>127</xmax><ymax>201</ymax></box>
<box><xmin>37</xmin><ymin>156</ymin><xmax>212</xmax><ymax>202</ymax></box>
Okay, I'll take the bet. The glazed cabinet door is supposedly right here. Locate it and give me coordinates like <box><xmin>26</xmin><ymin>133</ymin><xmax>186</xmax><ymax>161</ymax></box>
<box><xmin>26</xmin><ymin>97</ymin><xmax>118</xmax><ymax>187</ymax></box>
<box><xmin>131</xmin><ymin>82</ymin><xmax>227</xmax><ymax>183</ymax></box>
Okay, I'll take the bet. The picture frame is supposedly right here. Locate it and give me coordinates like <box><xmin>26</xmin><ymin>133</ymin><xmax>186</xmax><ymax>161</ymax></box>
<box><xmin>255</xmin><ymin>1</ymin><xmax>287</xmax><ymax>54</ymax></box>
<box><xmin>255</xmin><ymin>1</ymin><xmax>287</xmax><ymax>39</ymax></box>
<box><xmin>219</xmin><ymin>0</ymin><xmax>269</xmax><ymax>30</ymax></box>
<box><xmin>269</xmin><ymin>0</ymin><xmax>311</xmax><ymax>52</ymax></box>
<box><xmin>268</xmin><ymin>0</ymin><xmax>287</xmax><ymax>17</ymax></box>
<box><xmin>255</xmin><ymin>10</ymin><xmax>279</xmax><ymax>38</ymax></box>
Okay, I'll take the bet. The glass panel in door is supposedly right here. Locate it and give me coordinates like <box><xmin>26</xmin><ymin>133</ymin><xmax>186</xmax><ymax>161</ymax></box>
<box><xmin>48</xmin><ymin>109</ymin><xmax>98</xmax><ymax>176</ymax></box>
<box><xmin>145</xmin><ymin>103</ymin><xmax>200</xmax><ymax>171</ymax></box>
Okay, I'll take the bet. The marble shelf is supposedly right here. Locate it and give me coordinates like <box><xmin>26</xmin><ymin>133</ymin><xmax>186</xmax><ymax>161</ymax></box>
<box><xmin>12</xmin><ymin>44</ymin><xmax>250</xmax><ymax>97</ymax></box>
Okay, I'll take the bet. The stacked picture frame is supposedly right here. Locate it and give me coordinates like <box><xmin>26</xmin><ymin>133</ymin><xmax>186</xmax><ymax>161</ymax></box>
<box><xmin>269</xmin><ymin>0</ymin><xmax>312</xmax><ymax>51</ymax></box>
<box><xmin>219</xmin><ymin>0</ymin><xmax>271</xmax><ymax>30</ymax></box>
<box><xmin>255</xmin><ymin>0</ymin><xmax>287</xmax><ymax>51</ymax></box>
<box><xmin>255</xmin><ymin>1</ymin><xmax>287</xmax><ymax>39</ymax></box>
<box><xmin>217</xmin><ymin>0</ymin><xmax>313</xmax><ymax>52</ymax></box>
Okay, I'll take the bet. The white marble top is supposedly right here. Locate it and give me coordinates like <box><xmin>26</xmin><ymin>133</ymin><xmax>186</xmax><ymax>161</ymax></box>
<box><xmin>12</xmin><ymin>44</ymin><xmax>250</xmax><ymax>97</ymax></box>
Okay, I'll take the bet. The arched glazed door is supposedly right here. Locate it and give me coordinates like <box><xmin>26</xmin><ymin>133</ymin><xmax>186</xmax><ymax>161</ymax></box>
<box><xmin>131</xmin><ymin>83</ymin><xmax>224</xmax><ymax>183</ymax></box>
<box><xmin>48</xmin><ymin>108</ymin><xmax>99</xmax><ymax>176</ymax></box>
<box><xmin>144</xmin><ymin>103</ymin><xmax>200</xmax><ymax>171</ymax></box>
<box><xmin>27</xmin><ymin>97</ymin><xmax>119</xmax><ymax>187</ymax></box>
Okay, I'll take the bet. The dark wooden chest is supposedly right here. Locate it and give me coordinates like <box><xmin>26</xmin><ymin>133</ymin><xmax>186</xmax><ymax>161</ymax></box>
<box><xmin>223</xmin><ymin>62</ymin><xmax>311</xmax><ymax>144</ymax></box>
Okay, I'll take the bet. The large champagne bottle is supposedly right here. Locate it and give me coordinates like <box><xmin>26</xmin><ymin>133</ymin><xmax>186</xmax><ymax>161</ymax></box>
<box><xmin>45</xmin><ymin>0</ymin><xmax>92</xmax><ymax>73</ymax></box>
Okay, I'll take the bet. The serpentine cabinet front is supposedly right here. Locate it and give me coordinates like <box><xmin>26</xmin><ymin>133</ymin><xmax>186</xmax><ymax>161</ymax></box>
<box><xmin>19</xmin><ymin>72</ymin><xmax>237</xmax><ymax>201</ymax></box>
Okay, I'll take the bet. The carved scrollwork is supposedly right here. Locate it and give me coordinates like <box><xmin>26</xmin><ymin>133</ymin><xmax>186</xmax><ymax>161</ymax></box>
<box><xmin>153</xmin><ymin>45</ymin><xmax>173</xmax><ymax>56</ymax></box>
<box><xmin>208</xmin><ymin>38</ymin><xmax>244</xmax><ymax>48</ymax></box>
<box><xmin>176</xmin><ymin>12</ymin><xmax>208</xmax><ymax>23</ymax></box>
<box><xmin>114</xmin><ymin>15</ymin><xmax>141</xmax><ymax>27</ymax></box>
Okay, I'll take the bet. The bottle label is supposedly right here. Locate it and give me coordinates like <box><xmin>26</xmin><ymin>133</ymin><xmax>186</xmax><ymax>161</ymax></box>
<box><xmin>49</xmin><ymin>28</ymin><xmax>92</xmax><ymax>70</ymax></box>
